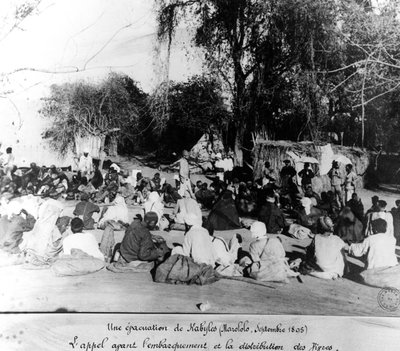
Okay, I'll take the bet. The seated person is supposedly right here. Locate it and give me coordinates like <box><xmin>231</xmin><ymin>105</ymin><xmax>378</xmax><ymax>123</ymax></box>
<box><xmin>144</xmin><ymin>191</ymin><xmax>164</xmax><ymax>228</ymax></box>
<box><xmin>348</xmin><ymin>218</ymin><xmax>397</xmax><ymax>270</ymax></box>
<box><xmin>195</xmin><ymin>182</ymin><xmax>215</xmax><ymax>209</ymax></box>
<box><xmin>303</xmin><ymin>216</ymin><xmax>347</xmax><ymax>280</ymax></box>
<box><xmin>258</xmin><ymin>189</ymin><xmax>287</xmax><ymax>233</ymax></box>
<box><xmin>304</xmin><ymin>184</ymin><xmax>321</xmax><ymax>206</ymax></box>
<box><xmin>172</xmin><ymin>196</ymin><xmax>202</xmax><ymax>227</ymax></box>
<box><xmin>150</xmin><ymin>173</ymin><xmax>163</xmax><ymax>192</ymax></box>
<box><xmin>208</xmin><ymin>190</ymin><xmax>241</xmax><ymax>230</ymax></box>
<box><xmin>90</xmin><ymin>164</ymin><xmax>103</xmax><ymax>189</ymax></box>
<box><xmin>365</xmin><ymin>200</ymin><xmax>394</xmax><ymax>237</ymax></box>
<box><xmin>162</xmin><ymin>183</ymin><xmax>182</xmax><ymax>205</ymax></box>
<box><xmin>73</xmin><ymin>192</ymin><xmax>100</xmax><ymax>230</ymax></box>
<box><xmin>236</xmin><ymin>182</ymin><xmax>256</xmax><ymax>216</ymax></box>
<box><xmin>173</xmin><ymin>213</ymin><xmax>215</xmax><ymax>266</ymax></box>
<box><xmin>119</xmin><ymin>212</ymin><xmax>169</xmax><ymax>263</ymax></box>
<box><xmin>346</xmin><ymin>193</ymin><xmax>364</xmax><ymax>222</ymax></box>
<box><xmin>62</xmin><ymin>218</ymin><xmax>104</xmax><ymax>261</ymax></box>
<box><xmin>246</xmin><ymin>221</ymin><xmax>298</xmax><ymax>282</ymax></box>
<box><xmin>335</xmin><ymin>206</ymin><xmax>364</xmax><ymax>244</ymax></box>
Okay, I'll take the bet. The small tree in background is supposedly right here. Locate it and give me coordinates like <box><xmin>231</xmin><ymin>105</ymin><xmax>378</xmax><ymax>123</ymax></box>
<box><xmin>40</xmin><ymin>72</ymin><xmax>148</xmax><ymax>161</ymax></box>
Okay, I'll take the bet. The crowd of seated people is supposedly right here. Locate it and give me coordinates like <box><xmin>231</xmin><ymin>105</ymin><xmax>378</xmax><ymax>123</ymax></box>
<box><xmin>0</xmin><ymin>149</ymin><xmax>398</xmax><ymax>287</ymax></box>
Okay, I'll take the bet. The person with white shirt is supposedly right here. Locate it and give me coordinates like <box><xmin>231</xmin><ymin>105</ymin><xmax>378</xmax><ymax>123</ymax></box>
<box><xmin>62</xmin><ymin>217</ymin><xmax>104</xmax><ymax>261</ymax></box>
<box><xmin>180</xmin><ymin>213</ymin><xmax>215</xmax><ymax>266</ymax></box>
<box><xmin>349</xmin><ymin>218</ymin><xmax>398</xmax><ymax>270</ymax></box>
<box><xmin>78</xmin><ymin>150</ymin><xmax>93</xmax><ymax>177</ymax></box>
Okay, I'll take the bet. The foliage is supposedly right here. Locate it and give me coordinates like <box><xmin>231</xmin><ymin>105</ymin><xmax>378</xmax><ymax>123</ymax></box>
<box><xmin>40</xmin><ymin>73</ymin><xmax>148</xmax><ymax>156</ymax></box>
<box><xmin>151</xmin><ymin>75</ymin><xmax>231</xmax><ymax>153</ymax></box>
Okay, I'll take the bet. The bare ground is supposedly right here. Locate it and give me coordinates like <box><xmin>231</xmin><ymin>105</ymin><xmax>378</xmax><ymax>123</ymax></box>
<box><xmin>1</xmin><ymin>159</ymin><xmax>399</xmax><ymax>316</ymax></box>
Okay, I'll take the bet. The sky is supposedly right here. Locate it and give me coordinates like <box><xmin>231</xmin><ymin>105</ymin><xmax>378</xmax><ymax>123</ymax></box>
<box><xmin>0</xmin><ymin>0</ymin><xmax>203</xmax><ymax>166</ymax></box>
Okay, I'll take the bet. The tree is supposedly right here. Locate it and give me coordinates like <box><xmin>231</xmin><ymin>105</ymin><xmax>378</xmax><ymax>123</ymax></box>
<box><xmin>40</xmin><ymin>73</ymin><xmax>148</xmax><ymax>162</ymax></box>
<box><xmin>151</xmin><ymin>75</ymin><xmax>231</xmax><ymax>155</ymax></box>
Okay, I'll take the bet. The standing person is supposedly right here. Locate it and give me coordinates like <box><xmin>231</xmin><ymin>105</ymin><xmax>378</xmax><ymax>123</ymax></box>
<box><xmin>179</xmin><ymin>150</ymin><xmax>195</xmax><ymax>198</ymax></box>
<box><xmin>2</xmin><ymin>147</ymin><xmax>15</xmax><ymax>179</ymax></box>
<box><xmin>280</xmin><ymin>160</ymin><xmax>296</xmax><ymax>190</ymax></box>
<box><xmin>391</xmin><ymin>200</ymin><xmax>400</xmax><ymax>245</ymax></box>
<box><xmin>78</xmin><ymin>149</ymin><xmax>93</xmax><ymax>178</ymax></box>
<box><xmin>298</xmin><ymin>163</ymin><xmax>314</xmax><ymax>192</ymax></box>
<box><xmin>344</xmin><ymin>164</ymin><xmax>357</xmax><ymax>203</ymax></box>
<box><xmin>328</xmin><ymin>161</ymin><xmax>343</xmax><ymax>208</ymax></box>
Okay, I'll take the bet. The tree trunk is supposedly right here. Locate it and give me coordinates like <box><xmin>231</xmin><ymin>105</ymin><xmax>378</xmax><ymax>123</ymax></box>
<box><xmin>99</xmin><ymin>135</ymin><xmax>106</xmax><ymax>170</ymax></box>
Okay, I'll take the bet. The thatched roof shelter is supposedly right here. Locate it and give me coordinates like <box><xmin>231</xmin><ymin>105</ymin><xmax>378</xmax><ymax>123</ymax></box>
<box><xmin>253</xmin><ymin>140</ymin><xmax>370</xmax><ymax>193</ymax></box>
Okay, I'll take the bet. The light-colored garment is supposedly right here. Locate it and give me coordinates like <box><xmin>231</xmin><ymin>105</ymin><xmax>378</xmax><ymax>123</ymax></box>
<box><xmin>0</xmin><ymin>195</ymin><xmax>43</xmax><ymax>219</ymax></box>
<box><xmin>144</xmin><ymin>192</ymin><xmax>164</xmax><ymax>225</ymax></box>
<box><xmin>314</xmin><ymin>234</ymin><xmax>346</xmax><ymax>276</ymax></box>
<box><xmin>98</xmin><ymin>194</ymin><xmax>129</xmax><ymax>226</ymax></box>
<box><xmin>78</xmin><ymin>154</ymin><xmax>93</xmax><ymax>174</ymax></box>
<box><xmin>63</xmin><ymin>233</ymin><xmax>104</xmax><ymax>261</ymax></box>
<box><xmin>174</xmin><ymin>198</ymin><xmax>202</xmax><ymax>224</ymax></box>
<box><xmin>365</xmin><ymin>211</ymin><xmax>394</xmax><ymax>237</ymax></box>
<box><xmin>248</xmin><ymin>237</ymin><xmax>299</xmax><ymax>282</ymax></box>
<box><xmin>211</xmin><ymin>235</ymin><xmax>240</xmax><ymax>267</ymax></box>
<box><xmin>20</xmin><ymin>199</ymin><xmax>64</xmax><ymax>258</ymax></box>
<box><xmin>249</xmin><ymin>237</ymin><xmax>285</xmax><ymax>263</ymax></box>
<box><xmin>288</xmin><ymin>223</ymin><xmax>312</xmax><ymax>240</ymax></box>
<box><xmin>179</xmin><ymin>158</ymin><xmax>190</xmax><ymax>180</ymax></box>
<box><xmin>349</xmin><ymin>233</ymin><xmax>398</xmax><ymax>269</ymax></box>
<box><xmin>181</xmin><ymin>225</ymin><xmax>215</xmax><ymax>266</ymax></box>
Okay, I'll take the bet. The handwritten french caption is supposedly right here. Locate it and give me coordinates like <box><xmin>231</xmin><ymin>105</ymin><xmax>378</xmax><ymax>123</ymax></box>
<box><xmin>67</xmin><ymin>320</ymin><xmax>339</xmax><ymax>351</ymax></box>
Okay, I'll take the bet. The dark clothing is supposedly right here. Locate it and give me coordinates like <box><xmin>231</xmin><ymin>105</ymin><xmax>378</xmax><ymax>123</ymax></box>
<box><xmin>208</xmin><ymin>191</ymin><xmax>241</xmax><ymax>230</ymax></box>
<box><xmin>73</xmin><ymin>201</ymin><xmax>100</xmax><ymax>230</ymax></box>
<box><xmin>391</xmin><ymin>207</ymin><xmax>400</xmax><ymax>245</ymax></box>
<box><xmin>298</xmin><ymin>168</ymin><xmax>314</xmax><ymax>186</ymax></box>
<box><xmin>280</xmin><ymin>165</ymin><xmax>296</xmax><ymax>179</ymax></box>
<box><xmin>346</xmin><ymin>199</ymin><xmax>364</xmax><ymax>222</ymax></box>
<box><xmin>91</xmin><ymin>169</ymin><xmax>103</xmax><ymax>189</ymax></box>
<box><xmin>195</xmin><ymin>189</ymin><xmax>215</xmax><ymax>209</ymax></box>
<box><xmin>120</xmin><ymin>220</ymin><xmax>161</xmax><ymax>262</ymax></box>
<box><xmin>258</xmin><ymin>202</ymin><xmax>286</xmax><ymax>233</ymax></box>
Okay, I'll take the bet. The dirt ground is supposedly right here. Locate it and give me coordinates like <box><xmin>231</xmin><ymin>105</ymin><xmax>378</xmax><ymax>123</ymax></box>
<box><xmin>0</xmin><ymin>159</ymin><xmax>399</xmax><ymax>316</ymax></box>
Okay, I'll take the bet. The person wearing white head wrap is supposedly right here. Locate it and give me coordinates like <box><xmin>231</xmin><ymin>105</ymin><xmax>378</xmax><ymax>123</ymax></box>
<box><xmin>250</xmin><ymin>221</ymin><xmax>267</xmax><ymax>240</ymax></box>
<box><xmin>300</xmin><ymin>197</ymin><xmax>312</xmax><ymax>216</ymax></box>
<box><xmin>247</xmin><ymin>221</ymin><xmax>299</xmax><ymax>282</ymax></box>
<box><xmin>177</xmin><ymin>212</ymin><xmax>215</xmax><ymax>265</ymax></box>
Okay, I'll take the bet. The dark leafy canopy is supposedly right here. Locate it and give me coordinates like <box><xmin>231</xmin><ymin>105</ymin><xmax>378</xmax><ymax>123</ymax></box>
<box><xmin>156</xmin><ymin>0</ymin><xmax>400</xmax><ymax>157</ymax></box>
<box><xmin>40</xmin><ymin>73</ymin><xmax>148</xmax><ymax>156</ymax></box>
<box><xmin>155</xmin><ymin>75</ymin><xmax>231</xmax><ymax>155</ymax></box>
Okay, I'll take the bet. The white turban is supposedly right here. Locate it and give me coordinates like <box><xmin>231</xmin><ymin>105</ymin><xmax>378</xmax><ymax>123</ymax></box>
<box><xmin>184</xmin><ymin>213</ymin><xmax>202</xmax><ymax>227</ymax></box>
<box><xmin>300</xmin><ymin>197</ymin><xmax>312</xmax><ymax>215</ymax></box>
<box><xmin>250</xmin><ymin>221</ymin><xmax>267</xmax><ymax>240</ymax></box>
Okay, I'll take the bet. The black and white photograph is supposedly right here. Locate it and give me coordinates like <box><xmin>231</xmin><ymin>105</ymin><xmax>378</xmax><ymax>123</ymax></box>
<box><xmin>0</xmin><ymin>0</ymin><xmax>400</xmax><ymax>349</ymax></box>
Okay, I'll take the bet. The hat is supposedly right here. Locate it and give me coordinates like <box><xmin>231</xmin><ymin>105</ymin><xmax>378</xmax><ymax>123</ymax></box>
<box><xmin>71</xmin><ymin>217</ymin><xmax>84</xmax><ymax>233</ymax></box>
<box><xmin>184</xmin><ymin>213</ymin><xmax>202</xmax><ymax>226</ymax></box>
<box><xmin>144</xmin><ymin>211</ymin><xmax>159</xmax><ymax>224</ymax></box>
<box><xmin>283</xmin><ymin>159</ymin><xmax>290</xmax><ymax>164</ymax></box>
<box><xmin>250</xmin><ymin>221</ymin><xmax>267</xmax><ymax>239</ymax></box>
<box><xmin>318</xmin><ymin>216</ymin><xmax>334</xmax><ymax>232</ymax></box>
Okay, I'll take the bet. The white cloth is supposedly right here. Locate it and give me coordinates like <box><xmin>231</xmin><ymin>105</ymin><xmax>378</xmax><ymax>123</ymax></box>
<box><xmin>350</xmin><ymin>233</ymin><xmax>398</xmax><ymax>269</ymax></box>
<box><xmin>366</xmin><ymin>211</ymin><xmax>394</xmax><ymax>237</ymax></box>
<box><xmin>212</xmin><ymin>235</ymin><xmax>240</xmax><ymax>267</ymax></box>
<box><xmin>78</xmin><ymin>155</ymin><xmax>93</xmax><ymax>174</ymax></box>
<box><xmin>182</xmin><ymin>225</ymin><xmax>215</xmax><ymax>265</ymax></box>
<box><xmin>98</xmin><ymin>195</ymin><xmax>129</xmax><ymax>226</ymax></box>
<box><xmin>314</xmin><ymin>234</ymin><xmax>346</xmax><ymax>276</ymax></box>
<box><xmin>63</xmin><ymin>233</ymin><xmax>104</xmax><ymax>261</ymax></box>
<box><xmin>20</xmin><ymin>199</ymin><xmax>64</xmax><ymax>258</ymax></box>
<box><xmin>250</xmin><ymin>221</ymin><xmax>267</xmax><ymax>240</ymax></box>
<box><xmin>174</xmin><ymin>198</ymin><xmax>202</xmax><ymax>224</ymax></box>
<box><xmin>143</xmin><ymin>192</ymin><xmax>164</xmax><ymax>225</ymax></box>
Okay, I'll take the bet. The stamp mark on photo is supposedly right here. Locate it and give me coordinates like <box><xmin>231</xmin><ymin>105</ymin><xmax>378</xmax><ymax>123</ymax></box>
<box><xmin>377</xmin><ymin>287</ymin><xmax>400</xmax><ymax>312</ymax></box>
